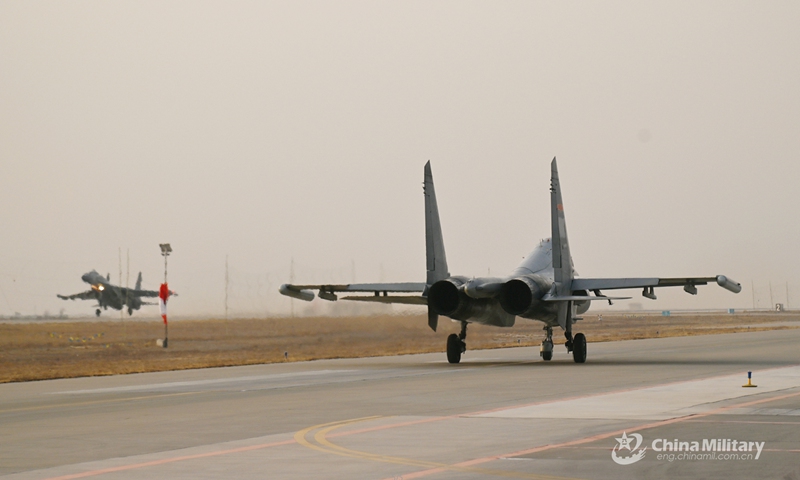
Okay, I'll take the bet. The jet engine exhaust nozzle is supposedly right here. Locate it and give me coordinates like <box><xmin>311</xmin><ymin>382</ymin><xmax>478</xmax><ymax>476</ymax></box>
<box><xmin>499</xmin><ymin>277</ymin><xmax>545</xmax><ymax>317</ymax></box>
<box><xmin>427</xmin><ymin>280</ymin><xmax>463</xmax><ymax>317</ymax></box>
<box><xmin>427</xmin><ymin>278</ymin><xmax>494</xmax><ymax>321</ymax></box>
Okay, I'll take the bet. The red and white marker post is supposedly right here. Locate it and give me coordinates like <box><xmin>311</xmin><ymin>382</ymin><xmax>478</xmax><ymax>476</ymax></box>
<box><xmin>159</xmin><ymin>244</ymin><xmax>172</xmax><ymax>348</ymax></box>
<box><xmin>159</xmin><ymin>282</ymin><xmax>170</xmax><ymax>346</ymax></box>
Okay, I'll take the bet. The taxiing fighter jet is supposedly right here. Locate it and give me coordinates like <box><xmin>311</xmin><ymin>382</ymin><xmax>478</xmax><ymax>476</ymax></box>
<box><xmin>58</xmin><ymin>270</ymin><xmax>159</xmax><ymax>316</ymax></box>
<box><xmin>280</xmin><ymin>159</ymin><xmax>741</xmax><ymax>364</ymax></box>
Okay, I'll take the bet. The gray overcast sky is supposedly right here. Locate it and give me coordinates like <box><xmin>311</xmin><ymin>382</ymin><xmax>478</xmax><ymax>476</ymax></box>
<box><xmin>1</xmin><ymin>1</ymin><xmax>798</xmax><ymax>318</ymax></box>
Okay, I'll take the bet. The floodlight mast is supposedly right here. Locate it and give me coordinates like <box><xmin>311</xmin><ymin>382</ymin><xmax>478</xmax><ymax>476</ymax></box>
<box><xmin>159</xmin><ymin>243</ymin><xmax>172</xmax><ymax>283</ymax></box>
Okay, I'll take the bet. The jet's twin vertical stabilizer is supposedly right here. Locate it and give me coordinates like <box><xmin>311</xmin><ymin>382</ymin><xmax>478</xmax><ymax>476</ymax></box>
<box><xmin>424</xmin><ymin>161</ymin><xmax>449</xmax><ymax>331</ymax></box>
<box><xmin>550</xmin><ymin>157</ymin><xmax>573</xmax><ymax>288</ymax></box>
<box><xmin>550</xmin><ymin>158</ymin><xmax>577</xmax><ymax>331</ymax></box>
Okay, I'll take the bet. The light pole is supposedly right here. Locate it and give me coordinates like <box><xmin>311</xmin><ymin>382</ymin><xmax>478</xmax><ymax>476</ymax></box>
<box><xmin>159</xmin><ymin>243</ymin><xmax>172</xmax><ymax>347</ymax></box>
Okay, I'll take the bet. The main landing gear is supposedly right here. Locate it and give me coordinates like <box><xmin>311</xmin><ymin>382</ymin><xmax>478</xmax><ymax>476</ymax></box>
<box><xmin>572</xmin><ymin>333</ymin><xmax>587</xmax><ymax>363</ymax></box>
<box><xmin>564</xmin><ymin>318</ymin><xmax>587</xmax><ymax>363</ymax></box>
<box><xmin>446</xmin><ymin>321</ymin><xmax>467</xmax><ymax>364</ymax></box>
<box><xmin>540</xmin><ymin>326</ymin><xmax>554</xmax><ymax>361</ymax></box>
<box><xmin>95</xmin><ymin>309</ymin><xmax>101</xmax><ymax>317</ymax></box>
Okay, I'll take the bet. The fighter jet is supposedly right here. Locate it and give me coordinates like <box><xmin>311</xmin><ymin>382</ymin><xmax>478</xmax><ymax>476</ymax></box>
<box><xmin>58</xmin><ymin>270</ymin><xmax>159</xmax><ymax>316</ymax></box>
<box><xmin>280</xmin><ymin>159</ymin><xmax>741</xmax><ymax>364</ymax></box>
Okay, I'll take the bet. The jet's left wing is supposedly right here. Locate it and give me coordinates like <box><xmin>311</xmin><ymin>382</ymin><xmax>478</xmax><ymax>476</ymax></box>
<box><xmin>571</xmin><ymin>275</ymin><xmax>741</xmax><ymax>298</ymax></box>
<box><xmin>280</xmin><ymin>282</ymin><xmax>427</xmax><ymax>305</ymax></box>
<box><xmin>57</xmin><ymin>290</ymin><xmax>96</xmax><ymax>301</ymax></box>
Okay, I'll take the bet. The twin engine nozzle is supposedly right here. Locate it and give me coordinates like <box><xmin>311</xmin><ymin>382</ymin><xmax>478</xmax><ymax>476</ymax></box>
<box><xmin>427</xmin><ymin>275</ymin><xmax>548</xmax><ymax>320</ymax></box>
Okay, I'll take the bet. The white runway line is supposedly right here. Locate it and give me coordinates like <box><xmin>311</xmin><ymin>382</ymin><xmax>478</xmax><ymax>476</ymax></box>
<box><xmin>50</xmin><ymin>370</ymin><xmax>356</xmax><ymax>395</ymax></box>
<box><xmin>476</xmin><ymin>365</ymin><xmax>800</xmax><ymax>421</ymax></box>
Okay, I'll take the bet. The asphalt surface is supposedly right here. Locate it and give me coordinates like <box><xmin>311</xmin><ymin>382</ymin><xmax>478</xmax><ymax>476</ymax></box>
<box><xmin>1</xmin><ymin>328</ymin><xmax>799</xmax><ymax>479</ymax></box>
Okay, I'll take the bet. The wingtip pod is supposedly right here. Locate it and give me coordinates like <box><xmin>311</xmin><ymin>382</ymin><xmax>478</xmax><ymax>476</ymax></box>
<box><xmin>716</xmin><ymin>275</ymin><xmax>742</xmax><ymax>294</ymax></box>
<box><xmin>279</xmin><ymin>284</ymin><xmax>315</xmax><ymax>302</ymax></box>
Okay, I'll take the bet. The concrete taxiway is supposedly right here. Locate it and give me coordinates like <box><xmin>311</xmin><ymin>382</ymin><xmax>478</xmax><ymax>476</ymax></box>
<box><xmin>1</xmin><ymin>328</ymin><xmax>799</xmax><ymax>479</ymax></box>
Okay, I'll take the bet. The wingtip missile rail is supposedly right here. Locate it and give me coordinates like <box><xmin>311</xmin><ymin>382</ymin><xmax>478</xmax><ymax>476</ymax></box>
<box><xmin>716</xmin><ymin>275</ymin><xmax>742</xmax><ymax>294</ymax></box>
<box><xmin>279</xmin><ymin>284</ymin><xmax>315</xmax><ymax>302</ymax></box>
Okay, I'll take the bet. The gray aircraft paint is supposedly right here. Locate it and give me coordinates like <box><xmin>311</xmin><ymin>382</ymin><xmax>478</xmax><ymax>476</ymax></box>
<box><xmin>280</xmin><ymin>159</ymin><xmax>740</xmax><ymax>345</ymax></box>
<box><xmin>57</xmin><ymin>270</ymin><xmax>159</xmax><ymax>316</ymax></box>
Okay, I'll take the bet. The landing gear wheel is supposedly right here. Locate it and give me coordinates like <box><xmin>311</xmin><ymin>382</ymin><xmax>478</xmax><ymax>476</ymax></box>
<box><xmin>95</xmin><ymin>309</ymin><xmax>101</xmax><ymax>317</ymax></box>
<box><xmin>541</xmin><ymin>326</ymin><xmax>554</xmax><ymax>361</ymax></box>
<box><xmin>572</xmin><ymin>333</ymin><xmax>587</xmax><ymax>363</ymax></box>
<box><xmin>446</xmin><ymin>334</ymin><xmax>463</xmax><ymax>364</ymax></box>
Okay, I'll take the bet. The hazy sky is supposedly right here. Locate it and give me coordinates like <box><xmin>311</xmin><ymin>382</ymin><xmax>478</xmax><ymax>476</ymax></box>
<box><xmin>1</xmin><ymin>1</ymin><xmax>798</xmax><ymax>318</ymax></box>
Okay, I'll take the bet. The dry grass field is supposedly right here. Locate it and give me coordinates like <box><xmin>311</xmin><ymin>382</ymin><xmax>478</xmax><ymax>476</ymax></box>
<box><xmin>1</xmin><ymin>313</ymin><xmax>797</xmax><ymax>383</ymax></box>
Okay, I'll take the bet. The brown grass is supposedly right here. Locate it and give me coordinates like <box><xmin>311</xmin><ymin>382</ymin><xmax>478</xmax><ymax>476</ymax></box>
<box><xmin>1</xmin><ymin>313</ymin><xmax>797</xmax><ymax>383</ymax></box>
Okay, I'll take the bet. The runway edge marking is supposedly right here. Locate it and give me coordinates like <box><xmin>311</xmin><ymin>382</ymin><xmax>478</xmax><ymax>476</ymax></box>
<box><xmin>41</xmin><ymin>439</ymin><xmax>296</xmax><ymax>480</ymax></box>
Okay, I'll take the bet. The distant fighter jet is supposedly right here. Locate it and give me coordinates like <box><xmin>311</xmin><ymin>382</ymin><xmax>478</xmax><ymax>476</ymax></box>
<box><xmin>280</xmin><ymin>159</ymin><xmax>742</xmax><ymax>364</ymax></box>
<box><xmin>58</xmin><ymin>270</ymin><xmax>159</xmax><ymax>316</ymax></box>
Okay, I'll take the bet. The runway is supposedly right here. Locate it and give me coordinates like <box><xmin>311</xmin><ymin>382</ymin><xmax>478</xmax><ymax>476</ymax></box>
<box><xmin>1</xmin><ymin>328</ymin><xmax>799</xmax><ymax>479</ymax></box>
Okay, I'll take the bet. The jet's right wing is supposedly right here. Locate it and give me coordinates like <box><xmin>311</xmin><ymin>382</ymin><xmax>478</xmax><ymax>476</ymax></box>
<box><xmin>124</xmin><ymin>288</ymin><xmax>159</xmax><ymax>298</ymax></box>
<box><xmin>280</xmin><ymin>283</ymin><xmax>427</xmax><ymax>304</ymax></box>
<box><xmin>571</xmin><ymin>275</ymin><xmax>742</xmax><ymax>297</ymax></box>
<box><xmin>57</xmin><ymin>290</ymin><xmax>96</xmax><ymax>301</ymax></box>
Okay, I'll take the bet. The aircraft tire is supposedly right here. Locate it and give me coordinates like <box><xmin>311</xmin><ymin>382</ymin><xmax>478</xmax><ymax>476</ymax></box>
<box><xmin>446</xmin><ymin>334</ymin><xmax>462</xmax><ymax>364</ymax></box>
<box><xmin>95</xmin><ymin>309</ymin><xmax>101</xmax><ymax>317</ymax></box>
<box><xmin>572</xmin><ymin>333</ymin><xmax>587</xmax><ymax>363</ymax></box>
<box><xmin>541</xmin><ymin>340</ymin><xmax>553</xmax><ymax>361</ymax></box>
